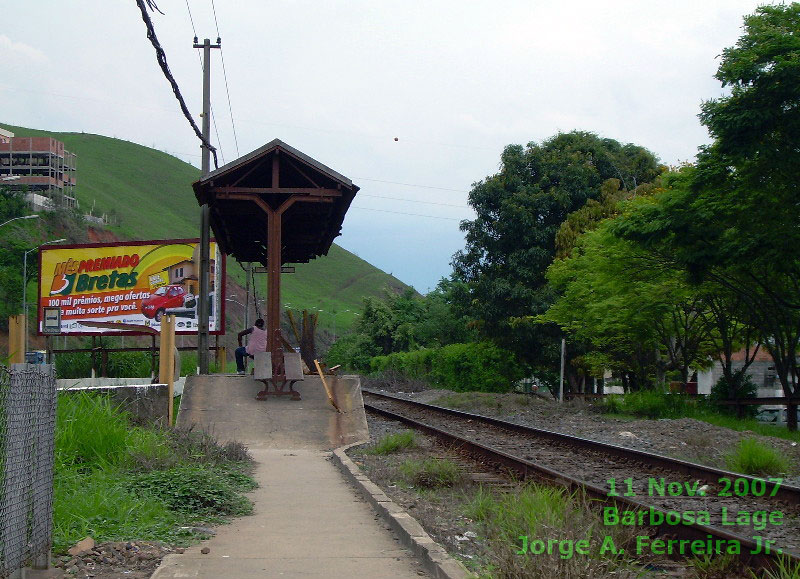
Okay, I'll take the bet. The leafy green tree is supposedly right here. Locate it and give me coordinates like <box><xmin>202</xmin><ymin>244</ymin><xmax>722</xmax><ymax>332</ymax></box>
<box><xmin>452</xmin><ymin>131</ymin><xmax>660</xmax><ymax>368</ymax></box>
<box><xmin>0</xmin><ymin>186</ymin><xmax>27</xmax><ymax>223</ymax></box>
<box><xmin>544</xmin><ymin>214</ymin><xmax>721</xmax><ymax>390</ymax></box>
<box><xmin>614</xmin><ymin>4</ymin><xmax>800</xmax><ymax>429</ymax></box>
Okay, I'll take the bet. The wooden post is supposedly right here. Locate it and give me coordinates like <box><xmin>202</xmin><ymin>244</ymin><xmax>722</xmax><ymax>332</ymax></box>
<box><xmin>158</xmin><ymin>315</ymin><xmax>176</xmax><ymax>425</ymax></box>
<box><xmin>266</xmin><ymin>206</ymin><xmax>282</xmax><ymax>377</ymax></box>
<box><xmin>8</xmin><ymin>315</ymin><xmax>25</xmax><ymax>364</ymax></box>
<box><xmin>217</xmin><ymin>346</ymin><xmax>227</xmax><ymax>372</ymax></box>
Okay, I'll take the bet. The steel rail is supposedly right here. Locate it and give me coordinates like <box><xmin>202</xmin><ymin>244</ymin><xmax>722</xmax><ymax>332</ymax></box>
<box><xmin>363</xmin><ymin>389</ymin><xmax>800</xmax><ymax>505</ymax></box>
<box><xmin>363</xmin><ymin>390</ymin><xmax>800</xmax><ymax>570</ymax></box>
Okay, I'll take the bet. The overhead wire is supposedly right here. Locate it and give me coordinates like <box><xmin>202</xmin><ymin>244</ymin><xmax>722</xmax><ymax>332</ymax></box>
<box><xmin>359</xmin><ymin>193</ymin><xmax>468</xmax><ymax>208</ymax></box>
<box><xmin>210</xmin><ymin>0</ymin><xmax>241</xmax><ymax>158</ymax></box>
<box><xmin>349</xmin><ymin>206</ymin><xmax>464</xmax><ymax>221</ymax></box>
<box><xmin>134</xmin><ymin>0</ymin><xmax>218</xmax><ymax>168</ymax></box>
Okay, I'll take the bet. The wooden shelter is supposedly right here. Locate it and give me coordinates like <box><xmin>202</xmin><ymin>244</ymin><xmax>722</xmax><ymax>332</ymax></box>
<box><xmin>192</xmin><ymin>139</ymin><xmax>358</xmax><ymax>396</ymax></box>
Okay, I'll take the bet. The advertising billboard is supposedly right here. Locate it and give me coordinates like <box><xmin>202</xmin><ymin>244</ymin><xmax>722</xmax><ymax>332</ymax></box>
<box><xmin>37</xmin><ymin>239</ymin><xmax>225</xmax><ymax>335</ymax></box>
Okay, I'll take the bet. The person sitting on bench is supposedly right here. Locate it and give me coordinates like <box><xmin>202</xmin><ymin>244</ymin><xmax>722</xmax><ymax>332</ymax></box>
<box><xmin>236</xmin><ymin>318</ymin><xmax>267</xmax><ymax>375</ymax></box>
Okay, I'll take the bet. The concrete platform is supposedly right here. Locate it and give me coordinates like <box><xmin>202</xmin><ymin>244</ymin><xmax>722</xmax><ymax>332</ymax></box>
<box><xmin>152</xmin><ymin>374</ymin><xmax>428</xmax><ymax>578</ymax></box>
<box><xmin>176</xmin><ymin>374</ymin><xmax>369</xmax><ymax>450</ymax></box>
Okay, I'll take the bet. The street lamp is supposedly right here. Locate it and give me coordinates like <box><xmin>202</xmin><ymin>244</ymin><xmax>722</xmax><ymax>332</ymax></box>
<box><xmin>0</xmin><ymin>214</ymin><xmax>38</xmax><ymax>229</ymax></box>
<box><xmin>23</xmin><ymin>238</ymin><xmax>66</xmax><ymax>356</ymax></box>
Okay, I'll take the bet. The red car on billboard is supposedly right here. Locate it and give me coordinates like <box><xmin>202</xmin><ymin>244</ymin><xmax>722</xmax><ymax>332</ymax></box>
<box><xmin>141</xmin><ymin>285</ymin><xmax>189</xmax><ymax>322</ymax></box>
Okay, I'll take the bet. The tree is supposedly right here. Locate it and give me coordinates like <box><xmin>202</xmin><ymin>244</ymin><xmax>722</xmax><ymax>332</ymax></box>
<box><xmin>0</xmin><ymin>186</ymin><xmax>27</xmax><ymax>223</ymax></box>
<box><xmin>544</xmin><ymin>216</ymin><xmax>718</xmax><ymax>391</ymax></box>
<box><xmin>614</xmin><ymin>4</ymin><xmax>800</xmax><ymax>429</ymax></box>
<box><xmin>452</xmin><ymin>131</ymin><xmax>660</xmax><ymax>368</ymax></box>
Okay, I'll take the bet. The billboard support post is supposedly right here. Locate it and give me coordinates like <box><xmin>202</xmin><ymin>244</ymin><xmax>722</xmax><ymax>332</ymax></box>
<box><xmin>8</xmin><ymin>315</ymin><xmax>25</xmax><ymax>364</ymax></box>
<box><xmin>158</xmin><ymin>315</ymin><xmax>176</xmax><ymax>425</ymax></box>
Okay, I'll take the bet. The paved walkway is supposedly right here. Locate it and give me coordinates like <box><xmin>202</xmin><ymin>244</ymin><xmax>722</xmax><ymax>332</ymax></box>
<box><xmin>150</xmin><ymin>375</ymin><xmax>428</xmax><ymax>578</ymax></box>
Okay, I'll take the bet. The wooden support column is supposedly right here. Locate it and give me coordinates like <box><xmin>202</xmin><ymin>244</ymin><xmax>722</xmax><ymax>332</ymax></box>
<box><xmin>266</xmin><ymin>205</ymin><xmax>283</xmax><ymax>377</ymax></box>
<box><xmin>264</xmin><ymin>196</ymin><xmax>297</xmax><ymax>382</ymax></box>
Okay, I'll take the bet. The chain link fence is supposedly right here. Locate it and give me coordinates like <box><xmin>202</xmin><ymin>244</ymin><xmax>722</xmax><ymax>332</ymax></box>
<box><xmin>0</xmin><ymin>364</ymin><xmax>57</xmax><ymax>578</ymax></box>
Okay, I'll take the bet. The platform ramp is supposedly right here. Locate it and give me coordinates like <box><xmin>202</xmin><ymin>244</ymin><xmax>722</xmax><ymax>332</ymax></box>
<box><xmin>176</xmin><ymin>374</ymin><xmax>368</xmax><ymax>450</ymax></box>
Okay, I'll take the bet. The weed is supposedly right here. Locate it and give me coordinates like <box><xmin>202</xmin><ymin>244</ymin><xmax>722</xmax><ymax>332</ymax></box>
<box><xmin>725</xmin><ymin>438</ymin><xmax>790</xmax><ymax>476</ymax></box>
<box><xmin>755</xmin><ymin>556</ymin><xmax>800</xmax><ymax>579</ymax></box>
<box><xmin>463</xmin><ymin>484</ymin><xmax>640</xmax><ymax>578</ymax></box>
<box><xmin>56</xmin><ymin>392</ymin><xmax>165</xmax><ymax>470</ymax></box>
<box><xmin>53</xmin><ymin>467</ymin><xmax>182</xmax><ymax>552</ymax></box>
<box><xmin>366</xmin><ymin>430</ymin><xmax>417</xmax><ymax>455</ymax></box>
<box><xmin>132</xmin><ymin>465</ymin><xmax>256</xmax><ymax>517</ymax></box>
<box><xmin>689</xmin><ymin>552</ymin><xmax>741</xmax><ymax>578</ymax></box>
<box><xmin>53</xmin><ymin>392</ymin><xmax>256</xmax><ymax>553</ymax></box>
<box><xmin>400</xmin><ymin>458</ymin><xmax>465</xmax><ymax>488</ymax></box>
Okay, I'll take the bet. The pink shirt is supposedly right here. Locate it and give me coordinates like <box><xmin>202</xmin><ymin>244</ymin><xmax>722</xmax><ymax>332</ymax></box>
<box><xmin>246</xmin><ymin>326</ymin><xmax>268</xmax><ymax>355</ymax></box>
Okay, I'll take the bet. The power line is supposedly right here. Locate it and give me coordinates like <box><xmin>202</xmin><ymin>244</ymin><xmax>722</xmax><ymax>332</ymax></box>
<box><xmin>183</xmin><ymin>0</ymin><xmax>197</xmax><ymax>36</ymax></box>
<box><xmin>349</xmin><ymin>205</ymin><xmax>465</xmax><ymax>221</ymax></box>
<box><xmin>210</xmin><ymin>0</ymin><xmax>240</xmax><ymax>158</ymax></box>
<box><xmin>354</xmin><ymin>176</ymin><xmax>468</xmax><ymax>193</ymax></box>
<box><xmin>359</xmin><ymin>193</ymin><xmax>468</xmax><ymax>208</ymax></box>
<box><xmin>134</xmin><ymin>0</ymin><xmax>218</xmax><ymax>168</ymax></box>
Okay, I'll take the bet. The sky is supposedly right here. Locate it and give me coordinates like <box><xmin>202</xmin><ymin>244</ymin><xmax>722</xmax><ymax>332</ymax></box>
<box><xmin>1</xmin><ymin>0</ymin><xmax>769</xmax><ymax>292</ymax></box>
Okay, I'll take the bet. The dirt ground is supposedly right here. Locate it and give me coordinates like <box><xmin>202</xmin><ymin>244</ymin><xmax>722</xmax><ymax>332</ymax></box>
<box><xmin>51</xmin><ymin>540</ymin><xmax>181</xmax><ymax>578</ymax></box>
<box><xmin>350</xmin><ymin>414</ymin><xmax>694</xmax><ymax>578</ymax></box>
<box><xmin>368</xmin><ymin>385</ymin><xmax>800</xmax><ymax>485</ymax></box>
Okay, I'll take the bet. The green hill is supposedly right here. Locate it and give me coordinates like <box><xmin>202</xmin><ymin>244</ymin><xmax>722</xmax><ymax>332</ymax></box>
<box><xmin>1</xmin><ymin>123</ymin><xmax>408</xmax><ymax>332</ymax></box>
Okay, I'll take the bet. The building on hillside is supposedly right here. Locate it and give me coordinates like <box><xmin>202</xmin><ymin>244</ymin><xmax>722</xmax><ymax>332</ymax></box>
<box><xmin>0</xmin><ymin>127</ymin><xmax>78</xmax><ymax>209</ymax></box>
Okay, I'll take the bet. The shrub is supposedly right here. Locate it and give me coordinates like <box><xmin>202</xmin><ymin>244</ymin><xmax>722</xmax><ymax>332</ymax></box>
<box><xmin>725</xmin><ymin>438</ymin><xmax>790</xmax><ymax>476</ymax></box>
<box><xmin>711</xmin><ymin>369</ymin><xmax>758</xmax><ymax>417</ymax></box>
<box><xmin>368</xmin><ymin>342</ymin><xmax>525</xmax><ymax>393</ymax></box>
<box><xmin>599</xmin><ymin>389</ymin><xmax>699</xmax><ymax>419</ymax></box>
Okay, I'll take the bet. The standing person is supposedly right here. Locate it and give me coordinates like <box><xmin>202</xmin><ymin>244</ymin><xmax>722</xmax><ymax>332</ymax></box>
<box><xmin>235</xmin><ymin>318</ymin><xmax>267</xmax><ymax>375</ymax></box>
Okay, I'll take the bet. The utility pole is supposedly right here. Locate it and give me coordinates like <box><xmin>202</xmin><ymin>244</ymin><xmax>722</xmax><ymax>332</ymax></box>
<box><xmin>194</xmin><ymin>36</ymin><xmax>220</xmax><ymax>374</ymax></box>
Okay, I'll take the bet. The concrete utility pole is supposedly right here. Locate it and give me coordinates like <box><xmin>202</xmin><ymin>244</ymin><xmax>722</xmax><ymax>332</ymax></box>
<box><xmin>194</xmin><ymin>36</ymin><xmax>220</xmax><ymax>374</ymax></box>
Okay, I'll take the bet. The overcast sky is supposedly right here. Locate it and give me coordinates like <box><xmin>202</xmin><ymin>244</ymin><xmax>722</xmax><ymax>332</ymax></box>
<box><xmin>1</xmin><ymin>1</ymin><xmax>768</xmax><ymax>292</ymax></box>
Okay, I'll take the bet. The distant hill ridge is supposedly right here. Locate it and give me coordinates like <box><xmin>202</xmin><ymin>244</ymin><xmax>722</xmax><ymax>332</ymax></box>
<box><xmin>1</xmin><ymin>123</ymin><xmax>408</xmax><ymax>331</ymax></box>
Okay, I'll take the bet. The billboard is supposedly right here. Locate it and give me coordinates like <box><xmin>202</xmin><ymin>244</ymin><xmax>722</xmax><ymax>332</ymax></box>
<box><xmin>37</xmin><ymin>239</ymin><xmax>225</xmax><ymax>335</ymax></box>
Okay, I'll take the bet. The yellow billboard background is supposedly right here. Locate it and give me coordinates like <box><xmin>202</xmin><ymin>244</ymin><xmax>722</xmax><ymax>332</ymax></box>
<box><xmin>38</xmin><ymin>240</ymin><xmax>222</xmax><ymax>335</ymax></box>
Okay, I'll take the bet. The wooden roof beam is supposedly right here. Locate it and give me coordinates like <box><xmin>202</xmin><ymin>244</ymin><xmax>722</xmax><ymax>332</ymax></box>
<box><xmin>212</xmin><ymin>187</ymin><xmax>342</xmax><ymax>197</ymax></box>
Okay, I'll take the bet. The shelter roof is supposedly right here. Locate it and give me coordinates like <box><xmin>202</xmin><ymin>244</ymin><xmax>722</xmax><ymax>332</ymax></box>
<box><xmin>192</xmin><ymin>139</ymin><xmax>359</xmax><ymax>265</ymax></box>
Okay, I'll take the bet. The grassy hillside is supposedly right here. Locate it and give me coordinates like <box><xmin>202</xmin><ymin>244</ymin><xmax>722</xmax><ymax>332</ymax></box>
<box><xmin>2</xmin><ymin>123</ymin><xmax>407</xmax><ymax>332</ymax></box>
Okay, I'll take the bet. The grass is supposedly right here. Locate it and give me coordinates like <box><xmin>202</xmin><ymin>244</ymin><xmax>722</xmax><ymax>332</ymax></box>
<box><xmin>755</xmin><ymin>556</ymin><xmax>800</xmax><ymax>579</ymax></box>
<box><xmin>725</xmin><ymin>438</ymin><xmax>791</xmax><ymax>476</ymax></box>
<box><xmin>599</xmin><ymin>390</ymin><xmax>800</xmax><ymax>443</ymax></box>
<box><xmin>399</xmin><ymin>458</ymin><xmax>465</xmax><ymax>489</ymax></box>
<box><xmin>366</xmin><ymin>430</ymin><xmax>417</xmax><ymax>455</ymax></box>
<box><xmin>2</xmin><ymin>122</ymin><xmax>410</xmax><ymax>334</ymax></box>
<box><xmin>689</xmin><ymin>552</ymin><xmax>741</xmax><ymax>578</ymax></box>
<box><xmin>53</xmin><ymin>391</ymin><xmax>256</xmax><ymax>552</ymax></box>
<box><xmin>463</xmin><ymin>484</ymin><xmax>640</xmax><ymax>578</ymax></box>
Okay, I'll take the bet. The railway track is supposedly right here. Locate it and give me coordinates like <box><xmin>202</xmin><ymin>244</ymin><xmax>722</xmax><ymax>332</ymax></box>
<box><xmin>362</xmin><ymin>389</ymin><xmax>800</xmax><ymax>569</ymax></box>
